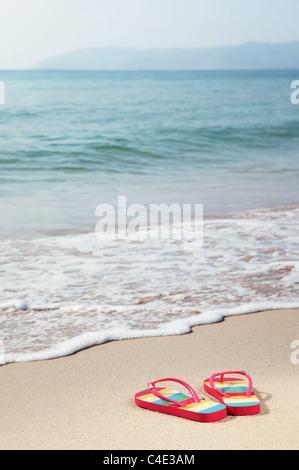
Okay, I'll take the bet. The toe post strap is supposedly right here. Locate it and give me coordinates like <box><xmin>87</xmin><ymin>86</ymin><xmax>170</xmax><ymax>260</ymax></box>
<box><xmin>209</xmin><ymin>370</ymin><xmax>253</xmax><ymax>398</ymax></box>
<box><xmin>147</xmin><ymin>377</ymin><xmax>201</xmax><ymax>406</ymax></box>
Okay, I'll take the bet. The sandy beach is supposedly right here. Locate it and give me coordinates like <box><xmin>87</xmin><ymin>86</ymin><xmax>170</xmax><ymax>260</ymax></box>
<box><xmin>0</xmin><ymin>308</ymin><xmax>298</xmax><ymax>450</ymax></box>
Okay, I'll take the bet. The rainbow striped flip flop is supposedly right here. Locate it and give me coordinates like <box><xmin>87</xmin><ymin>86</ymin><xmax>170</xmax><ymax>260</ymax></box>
<box><xmin>203</xmin><ymin>370</ymin><xmax>260</xmax><ymax>416</ymax></box>
<box><xmin>135</xmin><ymin>378</ymin><xmax>227</xmax><ymax>422</ymax></box>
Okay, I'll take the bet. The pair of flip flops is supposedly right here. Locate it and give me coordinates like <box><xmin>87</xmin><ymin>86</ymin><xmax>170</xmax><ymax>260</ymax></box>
<box><xmin>135</xmin><ymin>370</ymin><xmax>260</xmax><ymax>422</ymax></box>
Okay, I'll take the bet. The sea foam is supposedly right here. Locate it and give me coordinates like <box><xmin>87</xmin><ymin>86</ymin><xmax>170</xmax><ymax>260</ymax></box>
<box><xmin>1</xmin><ymin>206</ymin><xmax>299</xmax><ymax>364</ymax></box>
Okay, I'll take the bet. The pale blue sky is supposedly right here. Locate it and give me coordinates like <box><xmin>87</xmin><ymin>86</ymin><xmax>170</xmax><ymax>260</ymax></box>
<box><xmin>1</xmin><ymin>0</ymin><xmax>299</xmax><ymax>69</ymax></box>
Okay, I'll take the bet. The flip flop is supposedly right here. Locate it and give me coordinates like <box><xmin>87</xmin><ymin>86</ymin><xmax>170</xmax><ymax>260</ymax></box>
<box><xmin>203</xmin><ymin>370</ymin><xmax>260</xmax><ymax>416</ymax></box>
<box><xmin>135</xmin><ymin>377</ymin><xmax>227</xmax><ymax>422</ymax></box>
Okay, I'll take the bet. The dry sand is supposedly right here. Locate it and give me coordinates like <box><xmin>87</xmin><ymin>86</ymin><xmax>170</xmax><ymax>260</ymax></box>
<box><xmin>0</xmin><ymin>308</ymin><xmax>298</xmax><ymax>450</ymax></box>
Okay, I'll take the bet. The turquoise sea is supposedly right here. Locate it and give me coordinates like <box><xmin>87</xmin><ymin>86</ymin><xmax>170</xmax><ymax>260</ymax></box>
<box><xmin>1</xmin><ymin>69</ymin><xmax>299</xmax><ymax>235</ymax></box>
<box><xmin>0</xmin><ymin>70</ymin><xmax>299</xmax><ymax>362</ymax></box>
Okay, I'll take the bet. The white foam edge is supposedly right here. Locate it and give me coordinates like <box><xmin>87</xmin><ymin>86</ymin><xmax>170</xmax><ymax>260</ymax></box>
<box><xmin>2</xmin><ymin>300</ymin><xmax>299</xmax><ymax>365</ymax></box>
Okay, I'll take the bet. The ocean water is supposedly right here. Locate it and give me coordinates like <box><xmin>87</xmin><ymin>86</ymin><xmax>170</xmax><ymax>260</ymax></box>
<box><xmin>0</xmin><ymin>70</ymin><xmax>299</xmax><ymax>363</ymax></box>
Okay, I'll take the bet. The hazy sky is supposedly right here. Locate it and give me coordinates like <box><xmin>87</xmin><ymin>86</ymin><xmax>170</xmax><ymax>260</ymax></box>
<box><xmin>1</xmin><ymin>0</ymin><xmax>299</xmax><ymax>69</ymax></box>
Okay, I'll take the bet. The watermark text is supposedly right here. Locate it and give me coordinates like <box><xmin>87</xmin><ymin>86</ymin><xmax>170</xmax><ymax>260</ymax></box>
<box><xmin>95</xmin><ymin>196</ymin><xmax>203</xmax><ymax>247</ymax></box>
<box><xmin>290</xmin><ymin>340</ymin><xmax>299</xmax><ymax>365</ymax></box>
<box><xmin>290</xmin><ymin>80</ymin><xmax>299</xmax><ymax>105</ymax></box>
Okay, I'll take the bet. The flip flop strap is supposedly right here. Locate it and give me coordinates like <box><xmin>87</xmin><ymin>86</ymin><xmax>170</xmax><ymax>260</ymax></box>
<box><xmin>147</xmin><ymin>377</ymin><xmax>201</xmax><ymax>406</ymax></box>
<box><xmin>209</xmin><ymin>370</ymin><xmax>253</xmax><ymax>398</ymax></box>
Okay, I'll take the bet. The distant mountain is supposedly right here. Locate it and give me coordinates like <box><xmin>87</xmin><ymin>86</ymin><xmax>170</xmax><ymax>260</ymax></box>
<box><xmin>31</xmin><ymin>41</ymin><xmax>299</xmax><ymax>70</ymax></box>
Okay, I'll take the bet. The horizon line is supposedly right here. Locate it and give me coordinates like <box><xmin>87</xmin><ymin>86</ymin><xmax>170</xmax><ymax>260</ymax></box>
<box><xmin>0</xmin><ymin>65</ymin><xmax>299</xmax><ymax>72</ymax></box>
<box><xmin>2</xmin><ymin>39</ymin><xmax>299</xmax><ymax>71</ymax></box>
<box><xmin>1</xmin><ymin>67</ymin><xmax>299</xmax><ymax>72</ymax></box>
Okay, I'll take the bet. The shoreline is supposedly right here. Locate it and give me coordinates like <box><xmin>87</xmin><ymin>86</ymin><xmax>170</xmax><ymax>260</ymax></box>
<box><xmin>1</xmin><ymin>204</ymin><xmax>299</xmax><ymax>361</ymax></box>
<box><xmin>0</xmin><ymin>308</ymin><xmax>298</xmax><ymax>450</ymax></box>
<box><xmin>3</xmin><ymin>301</ymin><xmax>299</xmax><ymax>364</ymax></box>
